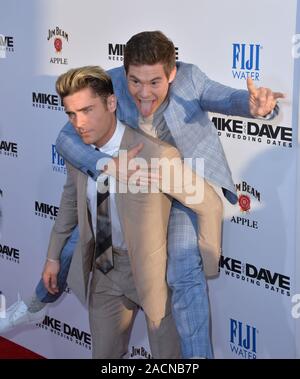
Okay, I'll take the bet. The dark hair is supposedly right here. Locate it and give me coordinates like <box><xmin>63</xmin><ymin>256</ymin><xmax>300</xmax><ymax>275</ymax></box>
<box><xmin>124</xmin><ymin>31</ymin><xmax>176</xmax><ymax>78</ymax></box>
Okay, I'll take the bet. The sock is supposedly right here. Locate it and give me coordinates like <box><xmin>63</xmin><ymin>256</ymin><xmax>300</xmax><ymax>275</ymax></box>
<box><xmin>24</xmin><ymin>295</ymin><xmax>46</xmax><ymax>313</ymax></box>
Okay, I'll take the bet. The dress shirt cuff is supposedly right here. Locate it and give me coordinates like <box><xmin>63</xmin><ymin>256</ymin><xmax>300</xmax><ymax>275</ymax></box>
<box><xmin>255</xmin><ymin>103</ymin><xmax>280</xmax><ymax>120</ymax></box>
<box><xmin>47</xmin><ymin>257</ymin><xmax>59</xmax><ymax>263</ymax></box>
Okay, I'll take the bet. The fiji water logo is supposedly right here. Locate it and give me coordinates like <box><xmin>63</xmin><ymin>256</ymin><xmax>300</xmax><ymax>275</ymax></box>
<box><xmin>232</xmin><ymin>43</ymin><xmax>261</xmax><ymax>81</ymax></box>
<box><xmin>52</xmin><ymin>145</ymin><xmax>66</xmax><ymax>174</ymax></box>
<box><xmin>230</xmin><ymin>318</ymin><xmax>257</xmax><ymax>359</ymax></box>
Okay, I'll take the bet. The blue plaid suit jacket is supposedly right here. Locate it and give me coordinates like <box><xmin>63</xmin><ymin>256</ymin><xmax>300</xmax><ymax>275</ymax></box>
<box><xmin>57</xmin><ymin>62</ymin><xmax>253</xmax><ymax>204</ymax></box>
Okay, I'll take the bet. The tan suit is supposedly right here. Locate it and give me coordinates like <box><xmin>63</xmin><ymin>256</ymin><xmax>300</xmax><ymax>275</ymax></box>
<box><xmin>47</xmin><ymin>125</ymin><xmax>223</xmax><ymax>358</ymax></box>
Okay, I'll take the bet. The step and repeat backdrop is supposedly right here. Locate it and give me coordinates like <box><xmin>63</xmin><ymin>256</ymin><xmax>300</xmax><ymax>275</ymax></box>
<box><xmin>0</xmin><ymin>0</ymin><xmax>300</xmax><ymax>359</ymax></box>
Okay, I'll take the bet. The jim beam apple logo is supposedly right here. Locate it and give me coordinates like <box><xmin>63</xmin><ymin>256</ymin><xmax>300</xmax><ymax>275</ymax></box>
<box><xmin>239</xmin><ymin>194</ymin><xmax>251</xmax><ymax>212</ymax></box>
<box><xmin>54</xmin><ymin>37</ymin><xmax>62</xmax><ymax>53</ymax></box>
<box><xmin>47</xmin><ymin>26</ymin><xmax>69</xmax><ymax>65</ymax></box>
<box><xmin>231</xmin><ymin>181</ymin><xmax>260</xmax><ymax>230</ymax></box>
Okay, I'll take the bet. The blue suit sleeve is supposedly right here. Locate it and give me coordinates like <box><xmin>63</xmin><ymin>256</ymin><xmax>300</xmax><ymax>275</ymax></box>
<box><xmin>191</xmin><ymin>65</ymin><xmax>252</xmax><ymax>118</ymax></box>
<box><xmin>191</xmin><ymin>65</ymin><xmax>279</xmax><ymax>120</ymax></box>
<box><xmin>56</xmin><ymin>122</ymin><xmax>111</xmax><ymax>181</ymax></box>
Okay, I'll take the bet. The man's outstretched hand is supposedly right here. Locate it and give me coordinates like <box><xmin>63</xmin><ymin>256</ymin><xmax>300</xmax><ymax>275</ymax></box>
<box><xmin>247</xmin><ymin>77</ymin><xmax>284</xmax><ymax>117</ymax></box>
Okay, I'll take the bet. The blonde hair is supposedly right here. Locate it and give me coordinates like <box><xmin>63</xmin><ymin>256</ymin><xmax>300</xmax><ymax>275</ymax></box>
<box><xmin>56</xmin><ymin>66</ymin><xmax>113</xmax><ymax>102</ymax></box>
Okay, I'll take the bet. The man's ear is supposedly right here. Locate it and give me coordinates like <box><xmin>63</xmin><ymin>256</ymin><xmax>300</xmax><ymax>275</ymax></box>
<box><xmin>168</xmin><ymin>66</ymin><xmax>177</xmax><ymax>84</ymax></box>
<box><xmin>107</xmin><ymin>94</ymin><xmax>117</xmax><ymax>112</ymax></box>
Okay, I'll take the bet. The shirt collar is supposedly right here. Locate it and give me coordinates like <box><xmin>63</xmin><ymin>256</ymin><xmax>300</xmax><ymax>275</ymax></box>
<box><xmin>92</xmin><ymin>120</ymin><xmax>125</xmax><ymax>156</ymax></box>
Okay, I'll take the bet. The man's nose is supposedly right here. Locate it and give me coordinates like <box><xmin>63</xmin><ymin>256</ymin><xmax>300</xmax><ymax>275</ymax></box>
<box><xmin>139</xmin><ymin>84</ymin><xmax>151</xmax><ymax>98</ymax></box>
<box><xmin>74</xmin><ymin>114</ymin><xmax>86</xmax><ymax>129</ymax></box>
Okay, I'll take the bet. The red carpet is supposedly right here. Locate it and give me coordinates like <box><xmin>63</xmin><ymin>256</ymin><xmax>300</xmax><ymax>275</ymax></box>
<box><xmin>0</xmin><ymin>337</ymin><xmax>45</xmax><ymax>359</ymax></box>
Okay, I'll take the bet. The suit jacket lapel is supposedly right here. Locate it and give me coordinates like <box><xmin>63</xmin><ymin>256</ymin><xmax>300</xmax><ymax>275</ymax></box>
<box><xmin>119</xmin><ymin>124</ymin><xmax>135</xmax><ymax>151</ymax></box>
<box><xmin>67</xmin><ymin>170</ymin><xmax>94</xmax><ymax>304</ymax></box>
<box><xmin>77</xmin><ymin>172</ymin><xmax>94</xmax><ymax>244</ymax></box>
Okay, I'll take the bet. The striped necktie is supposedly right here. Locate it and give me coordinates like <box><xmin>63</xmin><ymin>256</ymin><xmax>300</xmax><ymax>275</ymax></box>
<box><xmin>94</xmin><ymin>172</ymin><xmax>114</xmax><ymax>274</ymax></box>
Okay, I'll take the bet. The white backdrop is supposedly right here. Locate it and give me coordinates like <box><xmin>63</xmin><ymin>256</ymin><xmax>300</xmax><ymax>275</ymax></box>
<box><xmin>0</xmin><ymin>0</ymin><xmax>299</xmax><ymax>359</ymax></box>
